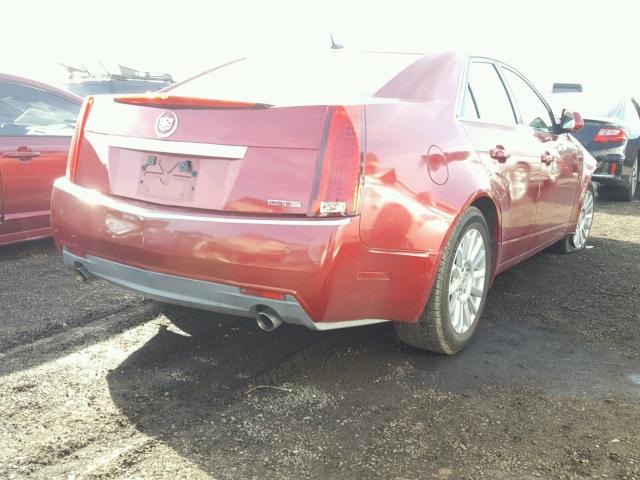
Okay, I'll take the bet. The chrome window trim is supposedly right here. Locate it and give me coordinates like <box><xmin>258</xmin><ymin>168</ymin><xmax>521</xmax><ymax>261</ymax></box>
<box><xmin>456</xmin><ymin>56</ymin><xmax>523</xmax><ymax>129</ymax></box>
<box><xmin>85</xmin><ymin>131</ymin><xmax>248</xmax><ymax>159</ymax></box>
<box><xmin>497</xmin><ymin>64</ymin><xmax>559</xmax><ymax>133</ymax></box>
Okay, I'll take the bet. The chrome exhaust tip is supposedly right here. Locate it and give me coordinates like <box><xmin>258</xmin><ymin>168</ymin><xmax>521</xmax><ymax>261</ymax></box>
<box><xmin>256</xmin><ymin>309</ymin><xmax>283</xmax><ymax>332</ymax></box>
<box><xmin>73</xmin><ymin>264</ymin><xmax>93</xmax><ymax>283</ymax></box>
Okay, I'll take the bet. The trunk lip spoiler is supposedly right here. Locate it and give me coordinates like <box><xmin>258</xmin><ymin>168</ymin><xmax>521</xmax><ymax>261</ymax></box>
<box><xmin>85</xmin><ymin>131</ymin><xmax>248</xmax><ymax>159</ymax></box>
<box><xmin>113</xmin><ymin>94</ymin><xmax>272</xmax><ymax>110</ymax></box>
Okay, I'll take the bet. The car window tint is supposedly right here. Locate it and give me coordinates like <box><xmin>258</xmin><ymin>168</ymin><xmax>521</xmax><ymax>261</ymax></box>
<box><xmin>461</xmin><ymin>85</ymin><xmax>479</xmax><ymax>119</ymax></box>
<box><xmin>0</xmin><ymin>82</ymin><xmax>80</xmax><ymax>137</ymax></box>
<box><xmin>502</xmin><ymin>68</ymin><xmax>554</xmax><ymax>133</ymax></box>
<box><xmin>465</xmin><ymin>62</ymin><xmax>515</xmax><ymax>125</ymax></box>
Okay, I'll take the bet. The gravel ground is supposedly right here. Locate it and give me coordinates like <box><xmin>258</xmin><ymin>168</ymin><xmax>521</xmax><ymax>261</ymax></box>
<box><xmin>0</xmin><ymin>194</ymin><xmax>638</xmax><ymax>479</ymax></box>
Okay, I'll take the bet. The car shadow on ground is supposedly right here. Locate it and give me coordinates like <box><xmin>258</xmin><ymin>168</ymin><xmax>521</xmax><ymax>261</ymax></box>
<box><xmin>0</xmin><ymin>238</ymin><xmax>157</xmax><ymax>377</ymax></box>
<box><xmin>105</xmin><ymin>233</ymin><xmax>639</xmax><ymax>478</ymax></box>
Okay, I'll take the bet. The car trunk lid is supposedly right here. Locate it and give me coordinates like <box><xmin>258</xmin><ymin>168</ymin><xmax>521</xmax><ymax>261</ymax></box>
<box><xmin>73</xmin><ymin>95</ymin><xmax>363</xmax><ymax>216</ymax></box>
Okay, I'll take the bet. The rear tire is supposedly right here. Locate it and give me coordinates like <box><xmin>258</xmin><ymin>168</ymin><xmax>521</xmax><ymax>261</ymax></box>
<box><xmin>394</xmin><ymin>207</ymin><xmax>491</xmax><ymax>354</ymax></box>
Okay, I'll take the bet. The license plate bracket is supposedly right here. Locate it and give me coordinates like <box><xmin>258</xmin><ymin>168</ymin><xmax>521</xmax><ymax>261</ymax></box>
<box><xmin>137</xmin><ymin>154</ymin><xmax>199</xmax><ymax>202</ymax></box>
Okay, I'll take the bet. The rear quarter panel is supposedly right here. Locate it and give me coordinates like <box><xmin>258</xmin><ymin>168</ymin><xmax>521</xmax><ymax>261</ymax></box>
<box><xmin>360</xmin><ymin>101</ymin><xmax>495</xmax><ymax>253</ymax></box>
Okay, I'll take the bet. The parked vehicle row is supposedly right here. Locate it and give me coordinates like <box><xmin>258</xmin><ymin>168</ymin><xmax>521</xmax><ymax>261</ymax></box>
<box><xmin>61</xmin><ymin>63</ymin><xmax>174</xmax><ymax>97</ymax></box>
<box><xmin>0</xmin><ymin>73</ymin><xmax>81</xmax><ymax>246</ymax></box>
<box><xmin>551</xmin><ymin>92</ymin><xmax>640</xmax><ymax>201</ymax></box>
<box><xmin>0</xmin><ymin>66</ymin><xmax>173</xmax><ymax>247</ymax></box>
<box><xmin>42</xmin><ymin>51</ymin><xmax>596</xmax><ymax>354</ymax></box>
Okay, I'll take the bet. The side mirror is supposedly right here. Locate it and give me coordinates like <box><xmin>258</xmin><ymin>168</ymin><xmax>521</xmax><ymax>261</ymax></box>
<box><xmin>560</xmin><ymin>109</ymin><xmax>584</xmax><ymax>132</ymax></box>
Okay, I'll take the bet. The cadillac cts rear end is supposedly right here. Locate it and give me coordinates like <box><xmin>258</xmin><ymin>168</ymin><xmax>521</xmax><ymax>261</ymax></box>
<box><xmin>53</xmin><ymin>51</ymin><xmax>595</xmax><ymax>354</ymax></box>
<box><xmin>52</xmin><ymin>53</ymin><xmax>438</xmax><ymax>334</ymax></box>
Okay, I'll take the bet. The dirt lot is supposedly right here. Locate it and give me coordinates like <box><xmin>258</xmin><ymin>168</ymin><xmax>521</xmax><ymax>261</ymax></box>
<box><xmin>1</xmin><ymin>195</ymin><xmax>639</xmax><ymax>480</ymax></box>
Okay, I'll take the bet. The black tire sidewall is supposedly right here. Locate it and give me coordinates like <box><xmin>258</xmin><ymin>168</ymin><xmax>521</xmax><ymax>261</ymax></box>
<box><xmin>437</xmin><ymin>212</ymin><xmax>491</xmax><ymax>350</ymax></box>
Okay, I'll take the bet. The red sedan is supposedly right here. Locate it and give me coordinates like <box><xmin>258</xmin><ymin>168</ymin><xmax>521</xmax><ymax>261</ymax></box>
<box><xmin>0</xmin><ymin>73</ymin><xmax>81</xmax><ymax>246</ymax></box>
<box><xmin>51</xmin><ymin>52</ymin><xmax>596</xmax><ymax>354</ymax></box>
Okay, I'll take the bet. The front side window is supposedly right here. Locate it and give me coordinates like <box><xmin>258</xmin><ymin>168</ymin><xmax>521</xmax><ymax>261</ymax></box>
<box><xmin>463</xmin><ymin>62</ymin><xmax>516</xmax><ymax>125</ymax></box>
<box><xmin>502</xmin><ymin>68</ymin><xmax>554</xmax><ymax>133</ymax></box>
<box><xmin>0</xmin><ymin>82</ymin><xmax>80</xmax><ymax>137</ymax></box>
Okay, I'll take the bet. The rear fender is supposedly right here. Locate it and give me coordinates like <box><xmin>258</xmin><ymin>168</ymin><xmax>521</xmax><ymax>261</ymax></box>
<box><xmin>438</xmin><ymin>190</ymin><xmax>503</xmax><ymax>284</ymax></box>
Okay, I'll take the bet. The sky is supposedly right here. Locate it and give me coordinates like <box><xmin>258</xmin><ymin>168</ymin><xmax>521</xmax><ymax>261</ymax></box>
<box><xmin>3</xmin><ymin>0</ymin><xmax>639</xmax><ymax>96</ymax></box>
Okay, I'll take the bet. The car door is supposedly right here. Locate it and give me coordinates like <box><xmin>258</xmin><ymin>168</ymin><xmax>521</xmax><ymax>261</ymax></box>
<box><xmin>460</xmin><ymin>60</ymin><xmax>541</xmax><ymax>267</ymax></box>
<box><xmin>499</xmin><ymin>67</ymin><xmax>581</xmax><ymax>248</ymax></box>
<box><xmin>0</xmin><ymin>80</ymin><xmax>80</xmax><ymax>237</ymax></box>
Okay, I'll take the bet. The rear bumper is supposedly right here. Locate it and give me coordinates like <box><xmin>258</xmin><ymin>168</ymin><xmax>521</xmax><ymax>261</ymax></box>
<box><xmin>592</xmin><ymin>174</ymin><xmax>626</xmax><ymax>187</ymax></box>
<box><xmin>62</xmin><ymin>247</ymin><xmax>384</xmax><ymax>330</ymax></box>
<box><xmin>591</xmin><ymin>155</ymin><xmax>630</xmax><ymax>186</ymax></box>
<box><xmin>52</xmin><ymin>178</ymin><xmax>440</xmax><ymax>328</ymax></box>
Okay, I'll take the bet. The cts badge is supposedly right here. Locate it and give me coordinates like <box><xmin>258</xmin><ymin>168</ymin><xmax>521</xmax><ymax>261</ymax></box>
<box><xmin>268</xmin><ymin>199</ymin><xmax>302</xmax><ymax>208</ymax></box>
<box><xmin>155</xmin><ymin>111</ymin><xmax>178</xmax><ymax>137</ymax></box>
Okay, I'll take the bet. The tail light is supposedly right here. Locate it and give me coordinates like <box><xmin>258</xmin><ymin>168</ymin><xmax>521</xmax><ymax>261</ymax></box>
<box><xmin>594</xmin><ymin>128</ymin><xmax>627</xmax><ymax>143</ymax></box>
<box><xmin>113</xmin><ymin>95</ymin><xmax>270</xmax><ymax>109</ymax></box>
<box><xmin>309</xmin><ymin>106</ymin><xmax>363</xmax><ymax>216</ymax></box>
<box><xmin>66</xmin><ymin>96</ymin><xmax>94</xmax><ymax>182</ymax></box>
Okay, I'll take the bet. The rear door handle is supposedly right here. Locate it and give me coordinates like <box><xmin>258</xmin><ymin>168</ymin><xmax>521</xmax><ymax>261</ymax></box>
<box><xmin>3</xmin><ymin>150</ymin><xmax>41</xmax><ymax>160</ymax></box>
<box><xmin>541</xmin><ymin>151</ymin><xmax>554</xmax><ymax>165</ymax></box>
<box><xmin>489</xmin><ymin>145</ymin><xmax>511</xmax><ymax>163</ymax></box>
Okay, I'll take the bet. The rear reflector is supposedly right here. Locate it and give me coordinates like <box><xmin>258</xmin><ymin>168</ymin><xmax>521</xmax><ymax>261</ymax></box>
<box><xmin>611</xmin><ymin>162</ymin><xmax>618</xmax><ymax>175</ymax></box>
<box><xmin>309</xmin><ymin>106</ymin><xmax>363</xmax><ymax>217</ymax></box>
<box><xmin>594</xmin><ymin>128</ymin><xmax>627</xmax><ymax>143</ymax></box>
<box><xmin>113</xmin><ymin>95</ymin><xmax>271</xmax><ymax>109</ymax></box>
<box><xmin>66</xmin><ymin>96</ymin><xmax>94</xmax><ymax>182</ymax></box>
<box><xmin>357</xmin><ymin>271</ymin><xmax>390</xmax><ymax>280</ymax></box>
<box><xmin>240</xmin><ymin>287</ymin><xmax>286</xmax><ymax>301</ymax></box>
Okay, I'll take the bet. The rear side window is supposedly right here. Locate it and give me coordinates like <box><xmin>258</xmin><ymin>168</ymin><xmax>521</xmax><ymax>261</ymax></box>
<box><xmin>0</xmin><ymin>82</ymin><xmax>80</xmax><ymax>137</ymax></box>
<box><xmin>502</xmin><ymin>68</ymin><xmax>555</xmax><ymax>133</ymax></box>
<box><xmin>463</xmin><ymin>62</ymin><xmax>516</xmax><ymax>125</ymax></box>
<box><xmin>167</xmin><ymin>53</ymin><xmax>419</xmax><ymax>104</ymax></box>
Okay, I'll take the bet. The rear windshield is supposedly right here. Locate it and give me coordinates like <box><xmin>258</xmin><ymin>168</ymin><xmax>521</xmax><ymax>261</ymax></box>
<box><xmin>167</xmin><ymin>52</ymin><xmax>420</xmax><ymax>105</ymax></box>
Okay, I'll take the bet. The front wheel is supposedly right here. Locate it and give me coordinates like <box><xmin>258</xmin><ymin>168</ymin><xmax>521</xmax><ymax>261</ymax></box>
<box><xmin>553</xmin><ymin>184</ymin><xmax>595</xmax><ymax>253</ymax></box>
<box><xmin>394</xmin><ymin>207</ymin><xmax>492</xmax><ymax>354</ymax></box>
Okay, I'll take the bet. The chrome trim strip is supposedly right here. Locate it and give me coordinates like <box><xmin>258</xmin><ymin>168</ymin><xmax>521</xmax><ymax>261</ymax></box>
<box><xmin>55</xmin><ymin>177</ymin><xmax>352</xmax><ymax>227</ymax></box>
<box><xmin>85</xmin><ymin>131</ymin><xmax>247</xmax><ymax>159</ymax></box>
<box><xmin>62</xmin><ymin>248</ymin><xmax>389</xmax><ymax>331</ymax></box>
<box><xmin>4</xmin><ymin>209</ymin><xmax>50</xmax><ymax>221</ymax></box>
<box><xmin>310</xmin><ymin>318</ymin><xmax>389</xmax><ymax>331</ymax></box>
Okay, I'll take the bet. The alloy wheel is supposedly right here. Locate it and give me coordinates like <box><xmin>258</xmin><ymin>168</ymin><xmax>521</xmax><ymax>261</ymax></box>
<box><xmin>572</xmin><ymin>189</ymin><xmax>594</xmax><ymax>249</ymax></box>
<box><xmin>448</xmin><ymin>228</ymin><xmax>486</xmax><ymax>334</ymax></box>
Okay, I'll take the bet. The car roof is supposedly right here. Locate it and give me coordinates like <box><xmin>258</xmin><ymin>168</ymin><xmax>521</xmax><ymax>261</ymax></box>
<box><xmin>0</xmin><ymin>72</ymin><xmax>82</xmax><ymax>104</ymax></box>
